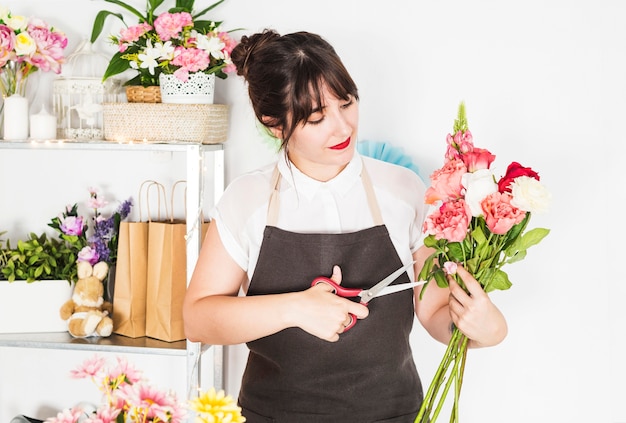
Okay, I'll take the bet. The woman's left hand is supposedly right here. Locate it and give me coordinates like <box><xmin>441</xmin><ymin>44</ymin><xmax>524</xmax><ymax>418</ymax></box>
<box><xmin>448</xmin><ymin>264</ymin><xmax>508</xmax><ymax>348</ymax></box>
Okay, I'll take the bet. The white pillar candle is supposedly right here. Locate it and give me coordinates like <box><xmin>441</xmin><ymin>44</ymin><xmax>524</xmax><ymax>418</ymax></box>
<box><xmin>3</xmin><ymin>94</ymin><xmax>29</xmax><ymax>140</ymax></box>
<box><xmin>30</xmin><ymin>106</ymin><xmax>57</xmax><ymax>140</ymax></box>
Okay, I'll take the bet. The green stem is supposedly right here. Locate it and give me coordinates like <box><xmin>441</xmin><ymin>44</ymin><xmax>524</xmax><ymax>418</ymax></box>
<box><xmin>415</xmin><ymin>328</ymin><xmax>469</xmax><ymax>423</ymax></box>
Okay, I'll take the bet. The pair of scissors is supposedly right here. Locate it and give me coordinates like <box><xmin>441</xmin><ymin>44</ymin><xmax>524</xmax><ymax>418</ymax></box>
<box><xmin>310</xmin><ymin>261</ymin><xmax>425</xmax><ymax>331</ymax></box>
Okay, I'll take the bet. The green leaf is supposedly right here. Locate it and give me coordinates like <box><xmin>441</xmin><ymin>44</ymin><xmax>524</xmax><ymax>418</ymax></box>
<box><xmin>433</xmin><ymin>268</ymin><xmax>448</xmax><ymax>288</ymax></box>
<box><xmin>90</xmin><ymin>11</ymin><xmax>125</xmax><ymax>43</ymax></box>
<box><xmin>519</xmin><ymin>227</ymin><xmax>550</xmax><ymax>250</ymax></box>
<box><xmin>102</xmin><ymin>52</ymin><xmax>132</xmax><ymax>82</ymax></box>
<box><xmin>193</xmin><ymin>0</ymin><xmax>226</xmax><ymax>19</ymax></box>
<box><xmin>105</xmin><ymin>0</ymin><xmax>148</xmax><ymax>22</ymax></box>
<box><xmin>447</xmin><ymin>242</ymin><xmax>465</xmax><ymax>262</ymax></box>
<box><xmin>483</xmin><ymin>269</ymin><xmax>512</xmax><ymax>293</ymax></box>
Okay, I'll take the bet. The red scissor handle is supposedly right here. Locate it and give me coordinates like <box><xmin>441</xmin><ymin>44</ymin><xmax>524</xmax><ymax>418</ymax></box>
<box><xmin>311</xmin><ymin>277</ymin><xmax>362</xmax><ymax>331</ymax></box>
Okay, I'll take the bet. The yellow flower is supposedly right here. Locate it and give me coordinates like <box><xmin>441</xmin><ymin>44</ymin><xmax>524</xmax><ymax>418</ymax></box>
<box><xmin>189</xmin><ymin>387</ymin><xmax>246</xmax><ymax>423</ymax></box>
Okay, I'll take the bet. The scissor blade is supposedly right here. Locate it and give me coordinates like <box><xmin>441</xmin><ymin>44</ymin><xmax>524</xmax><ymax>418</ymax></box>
<box><xmin>360</xmin><ymin>260</ymin><xmax>416</xmax><ymax>303</ymax></box>
<box><xmin>375</xmin><ymin>281</ymin><xmax>426</xmax><ymax>297</ymax></box>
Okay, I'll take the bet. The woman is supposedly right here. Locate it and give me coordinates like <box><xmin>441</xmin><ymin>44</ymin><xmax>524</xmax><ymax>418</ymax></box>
<box><xmin>183</xmin><ymin>29</ymin><xmax>507</xmax><ymax>422</ymax></box>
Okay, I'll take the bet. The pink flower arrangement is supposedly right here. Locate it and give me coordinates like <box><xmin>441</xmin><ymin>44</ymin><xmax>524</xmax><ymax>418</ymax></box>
<box><xmin>0</xmin><ymin>6</ymin><xmax>68</xmax><ymax>96</ymax></box>
<box><xmin>91</xmin><ymin>0</ymin><xmax>238</xmax><ymax>87</ymax></box>
<box><xmin>415</xmin><ymin>102</ymin><xmax>551</xmax><ymax>423</ymax></box>
<box><xmin>46</xmin><ymin>354</ymin><xmax>245</xmax><ymax>423</ymax></box>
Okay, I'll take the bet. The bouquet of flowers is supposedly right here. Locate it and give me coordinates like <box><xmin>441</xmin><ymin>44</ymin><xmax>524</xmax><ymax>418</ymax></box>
<box><xmin>48</xmin><ymin>187</ymin><xmax>132</xmax><ymax>282</ymax></box>
<box><xmin>415</xmin><ymin>103</ymin><xmax>551</xmax><ymax>422</ymax></box>
<box><xmin>0</xmin><ymin>6</ymin><xmax>68</xmax><ymax>97</ymax></box>
<box><xmin>90</xmin><ymin>0</ymin><xmax>238</xmax><ymax>87</ymax></box>
<box><xmin>46</xmin><ymin>354</ymin><xmax>246</xmax><ymax>423</ymax></box>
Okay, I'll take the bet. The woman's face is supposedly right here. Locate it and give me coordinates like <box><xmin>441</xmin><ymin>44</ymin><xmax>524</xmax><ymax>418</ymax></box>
<box><xmin>286</xmin><ymin>85</ymin><xmax>359</xmax><ymax>182</ymax></box>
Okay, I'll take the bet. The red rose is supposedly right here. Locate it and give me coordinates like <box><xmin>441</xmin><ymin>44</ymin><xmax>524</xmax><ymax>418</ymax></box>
<box><xmin>497</xmin><ymin>162</ymin><xmax>540</xmax><ymax>193</ymax></box>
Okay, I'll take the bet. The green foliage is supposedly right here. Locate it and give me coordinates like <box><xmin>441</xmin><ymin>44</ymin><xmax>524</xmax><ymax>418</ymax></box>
<box><xmin>418</xmin><ymin>215</ymin><xmax>550</xmax><ymax>296</ymax></box>
<box><xmin>0</xmin><ymin>232</ymin><xmax>77</xmax><ymax>283</ymax></box>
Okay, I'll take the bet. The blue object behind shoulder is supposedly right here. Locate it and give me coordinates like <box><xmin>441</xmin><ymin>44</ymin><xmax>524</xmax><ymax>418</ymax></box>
<box><xmin>357</xmin><ymin>140</ymin><xmax>424</xmax><ymax>181</ymax></box>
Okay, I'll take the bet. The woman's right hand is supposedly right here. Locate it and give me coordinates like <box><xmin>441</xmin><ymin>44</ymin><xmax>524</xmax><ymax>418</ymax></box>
<box><xmin>291</xmin><ymin>265</ymin><xmax>369</xmax><ymax>342</ymax></box>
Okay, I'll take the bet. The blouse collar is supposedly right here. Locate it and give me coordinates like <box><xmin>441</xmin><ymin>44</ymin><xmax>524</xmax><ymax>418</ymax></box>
<box><xmin>277</xmin><ymin>149</ymin><xmax>363</xmax><ymax>201</ymax></box>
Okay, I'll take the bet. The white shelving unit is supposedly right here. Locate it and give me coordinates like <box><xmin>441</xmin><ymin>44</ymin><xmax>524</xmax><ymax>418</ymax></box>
<box><xmin>0</xmin><ymin>139</ymin><xmax>225</xmax><ymax>399</ymax></box>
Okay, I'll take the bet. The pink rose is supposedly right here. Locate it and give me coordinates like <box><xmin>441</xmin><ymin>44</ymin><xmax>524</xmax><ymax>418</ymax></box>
<box><xmin>497</xmin><ymin>161</ymin><xmax>540</xmax><ymax>193</ymax></box>
<box><xmin>461</xmin><ymin>147</ymin><xmax>496</xmax><ymax>172</ymax></box>
<box><xmin>422</xmin><ymin>199</ymin><xmax>471</xmax><ymax>242</ymax></box>
<box><xmin>481</xmin><ymin>192</ymin><xmax>526</xmax><ymax>235</ymax></box>
<box><xmin>424</xmin><ymin>159</ymin><xmax>467</xmax><ymax>205</ymax></box>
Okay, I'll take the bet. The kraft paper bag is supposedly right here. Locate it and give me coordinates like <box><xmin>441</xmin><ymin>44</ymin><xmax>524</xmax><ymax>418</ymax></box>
<box><xmin>113</xmin><ymin>181</ymin><xmax>165</xmax><ymax>338</ymax></box>
<box><xmin>145</xmin><ymin>181</ymin><xmax>208</xmax><ymax>342</ymax></box>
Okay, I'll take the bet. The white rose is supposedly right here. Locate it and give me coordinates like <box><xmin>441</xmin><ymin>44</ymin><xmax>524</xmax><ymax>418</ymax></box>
<box><xmin>6</xmin><ymin>14</ymin><xmax>28</xmax><ymax>32</ymax></box>
<box><xmin>509</xmin><ymin>176</ymin><xmax>551</xmax><ymax>213</ymax></box>
<box><xmin>462</xmin><ymin>169</ymin><xmax>498</xmax><ymax>217</ymax></box>
<box><xmin>14</xmin><ymin>32</ymin><xmax>36</xmax><ymax>56</ymax></box>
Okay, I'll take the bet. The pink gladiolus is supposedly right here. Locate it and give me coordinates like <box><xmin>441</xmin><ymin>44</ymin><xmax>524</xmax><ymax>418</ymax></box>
<box><xmin>424</xmin><ymin>159</ymin><xmax>466</xmax><ymax>204</ymax></box>
<box><xmin>154</xmin><ymin>12</ymin><xmax>193</xmax><ymax>41</ymax></box>
<box><xmin>422</xmin><ymin>199</ymin><xmax>471</xmax><ymax>243</ymax></box>
<box><xmin>481</xmin><ymin>192</ymin><xmax>526</xmax><ymax>234</ymax></box>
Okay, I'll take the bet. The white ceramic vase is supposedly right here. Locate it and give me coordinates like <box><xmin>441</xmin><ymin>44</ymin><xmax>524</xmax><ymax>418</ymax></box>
<box><xmin>159</xmin><ymin>72</ymin><xmax>215</xmax><ymax>104</ymax></box>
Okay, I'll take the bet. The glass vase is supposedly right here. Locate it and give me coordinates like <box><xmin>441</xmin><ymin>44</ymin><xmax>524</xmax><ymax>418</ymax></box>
<box><xmin>0</xmin><ymin>61</ymin><xmax>28</xmax><ymax>98</ymax></box>
<box><xmin>0</xmin><ymin>61</ymin><xmax>29</xmax><ymax>139</ymax></box>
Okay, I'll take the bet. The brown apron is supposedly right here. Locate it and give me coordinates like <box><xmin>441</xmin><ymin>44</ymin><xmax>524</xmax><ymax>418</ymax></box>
<box><xmin>239</xmin><ymin>164</ymin><xmax>423</xmax><ymax>422</ymax></box>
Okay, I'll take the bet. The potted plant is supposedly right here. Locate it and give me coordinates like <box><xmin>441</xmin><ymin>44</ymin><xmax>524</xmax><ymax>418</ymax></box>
<box><xmin>90</xmin><ymin>0</ymin><xmax>238</xmax><ymax>103</ymax></box>
<box><xmin>0</xmin><ymin>189</ymin><xmax>132</xmax><ymax>334</ymax></box>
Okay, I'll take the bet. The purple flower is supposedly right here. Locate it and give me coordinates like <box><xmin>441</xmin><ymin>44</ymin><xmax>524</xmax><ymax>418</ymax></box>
<box><xmin>77</xmin><ymin>246</ymin><xmax>99</xmax><ymax>265</ymax></box>
<box><xmin>60</xmin><ymin>216</ymin><xmax>84</xmax><ymax>236</ymax></box>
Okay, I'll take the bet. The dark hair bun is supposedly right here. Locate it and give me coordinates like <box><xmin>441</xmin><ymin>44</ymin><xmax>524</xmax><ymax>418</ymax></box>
<box><xmin>231</xmin><ymin>29</ymin><xmax>280</xmax><ymax>79</ymax></box>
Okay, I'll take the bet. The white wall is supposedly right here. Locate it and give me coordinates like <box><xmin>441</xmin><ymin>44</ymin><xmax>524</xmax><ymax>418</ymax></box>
<box><xmin>0</xmin><ymin>0</ymin><xmax>623</xmax><ymax>422</ymax></box>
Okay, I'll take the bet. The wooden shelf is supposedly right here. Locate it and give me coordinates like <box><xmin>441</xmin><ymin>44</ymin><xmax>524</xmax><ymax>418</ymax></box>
<box><xmin>0</xmin><ymin>332</ymin><xmax>187</xmax><ymax>355</ymax></box>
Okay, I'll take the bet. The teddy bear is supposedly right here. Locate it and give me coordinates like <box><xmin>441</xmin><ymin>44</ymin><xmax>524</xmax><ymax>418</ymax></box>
<box><xmin>59</xmin><ymin>261</ymin><xmax>114</xmax><ymax>338</ymax></box>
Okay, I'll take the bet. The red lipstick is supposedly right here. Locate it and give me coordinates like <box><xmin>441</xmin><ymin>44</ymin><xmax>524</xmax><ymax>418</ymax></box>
<box><xmin>330</xmin><ymin>138</ymin><xmax>350</xmax><ymax>150</ymax></box>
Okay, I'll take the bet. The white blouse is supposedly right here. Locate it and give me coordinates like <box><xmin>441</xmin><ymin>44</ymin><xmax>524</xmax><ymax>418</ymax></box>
<box><xmin>212</xmin><ymin>150</ymin><xmax>428</xmax><ymax>284</ymax></box>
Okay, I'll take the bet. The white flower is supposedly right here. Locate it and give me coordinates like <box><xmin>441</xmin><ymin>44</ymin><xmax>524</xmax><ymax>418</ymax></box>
<box><xmin>14</xmin><ymin>31</ymin><xmax>36</xmax><ymax>56</ymax></box>
<box><xmin>509</xmin><ymin>176</ymin><xmax>551</xmax><ymax>214</ymax></box>
<box><xmin>462</xmin><ymin>168</ymin><xmax>498</xmax><ymax>216</ymax></box>
<box><xmin>137</xmin><ymin>39</ymin><xmax>162</xmax><ymax>75</ymax></box>
<box><xmin>195</xmin><ymin>31</ymin><xmax>225</xmax><ymax>60</ymax></box>
<box><xmin>6</xmin><ymin>14</ymin><xmax>28</xmax><ymax>32</ymax></box>
<box><xmin>153</xmin><ymin>40</ymin><xmax>175</xmax><ymax>61</ymax></box>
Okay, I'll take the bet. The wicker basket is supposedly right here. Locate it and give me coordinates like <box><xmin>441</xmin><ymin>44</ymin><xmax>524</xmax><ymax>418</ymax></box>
<box><xmin>102</xmin><ymin>103</ymin><xmax>228</xmax><ymax>143</ymax></box>
<box><xmin>125</xmin><ymin>86</ymin><xmax>162</xmax><ymax>103</ymax></box>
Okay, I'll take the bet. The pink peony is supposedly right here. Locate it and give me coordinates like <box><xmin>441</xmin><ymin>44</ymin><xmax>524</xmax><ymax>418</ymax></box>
<box><xmin>422</xmin><ymin>199</ymin><xmax>472</xmax><ymax>242</ymax></box>
<box><xmin>26</xmin><ymin>20</ymin><xmax>68</xmax><ymax>73</ymax></box>
<box><xmin>424</xmin><ymin>159</ymin><xmax>467</xmax><ymax>205</ymax></box>
<box><xmin>481</xmin><ymin>192</ymin><xmax>526</xmax><ymax>235</ymax></box>
<box><xmin>154</xmin><ymin>12</ymin><xmax>192</xmax><ymax>41</ymax></box>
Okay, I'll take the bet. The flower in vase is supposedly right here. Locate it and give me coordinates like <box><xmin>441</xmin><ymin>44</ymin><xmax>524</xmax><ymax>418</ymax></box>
<box><xmin>90</xmin><ymin>0</ymin><xmax>239</xmax><ymax>87</ymax></box>
<box><xmin>0</xmin><ymin>6</ymin><xmax>68</xmax><ymax>97</ymax></box>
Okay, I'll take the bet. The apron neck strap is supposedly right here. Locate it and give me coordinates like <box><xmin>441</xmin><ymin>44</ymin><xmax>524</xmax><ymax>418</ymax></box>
<box><xmin>267</xmin><ymin>159</ymin><xmax>384</xmax><ymax>226</ymax></box>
